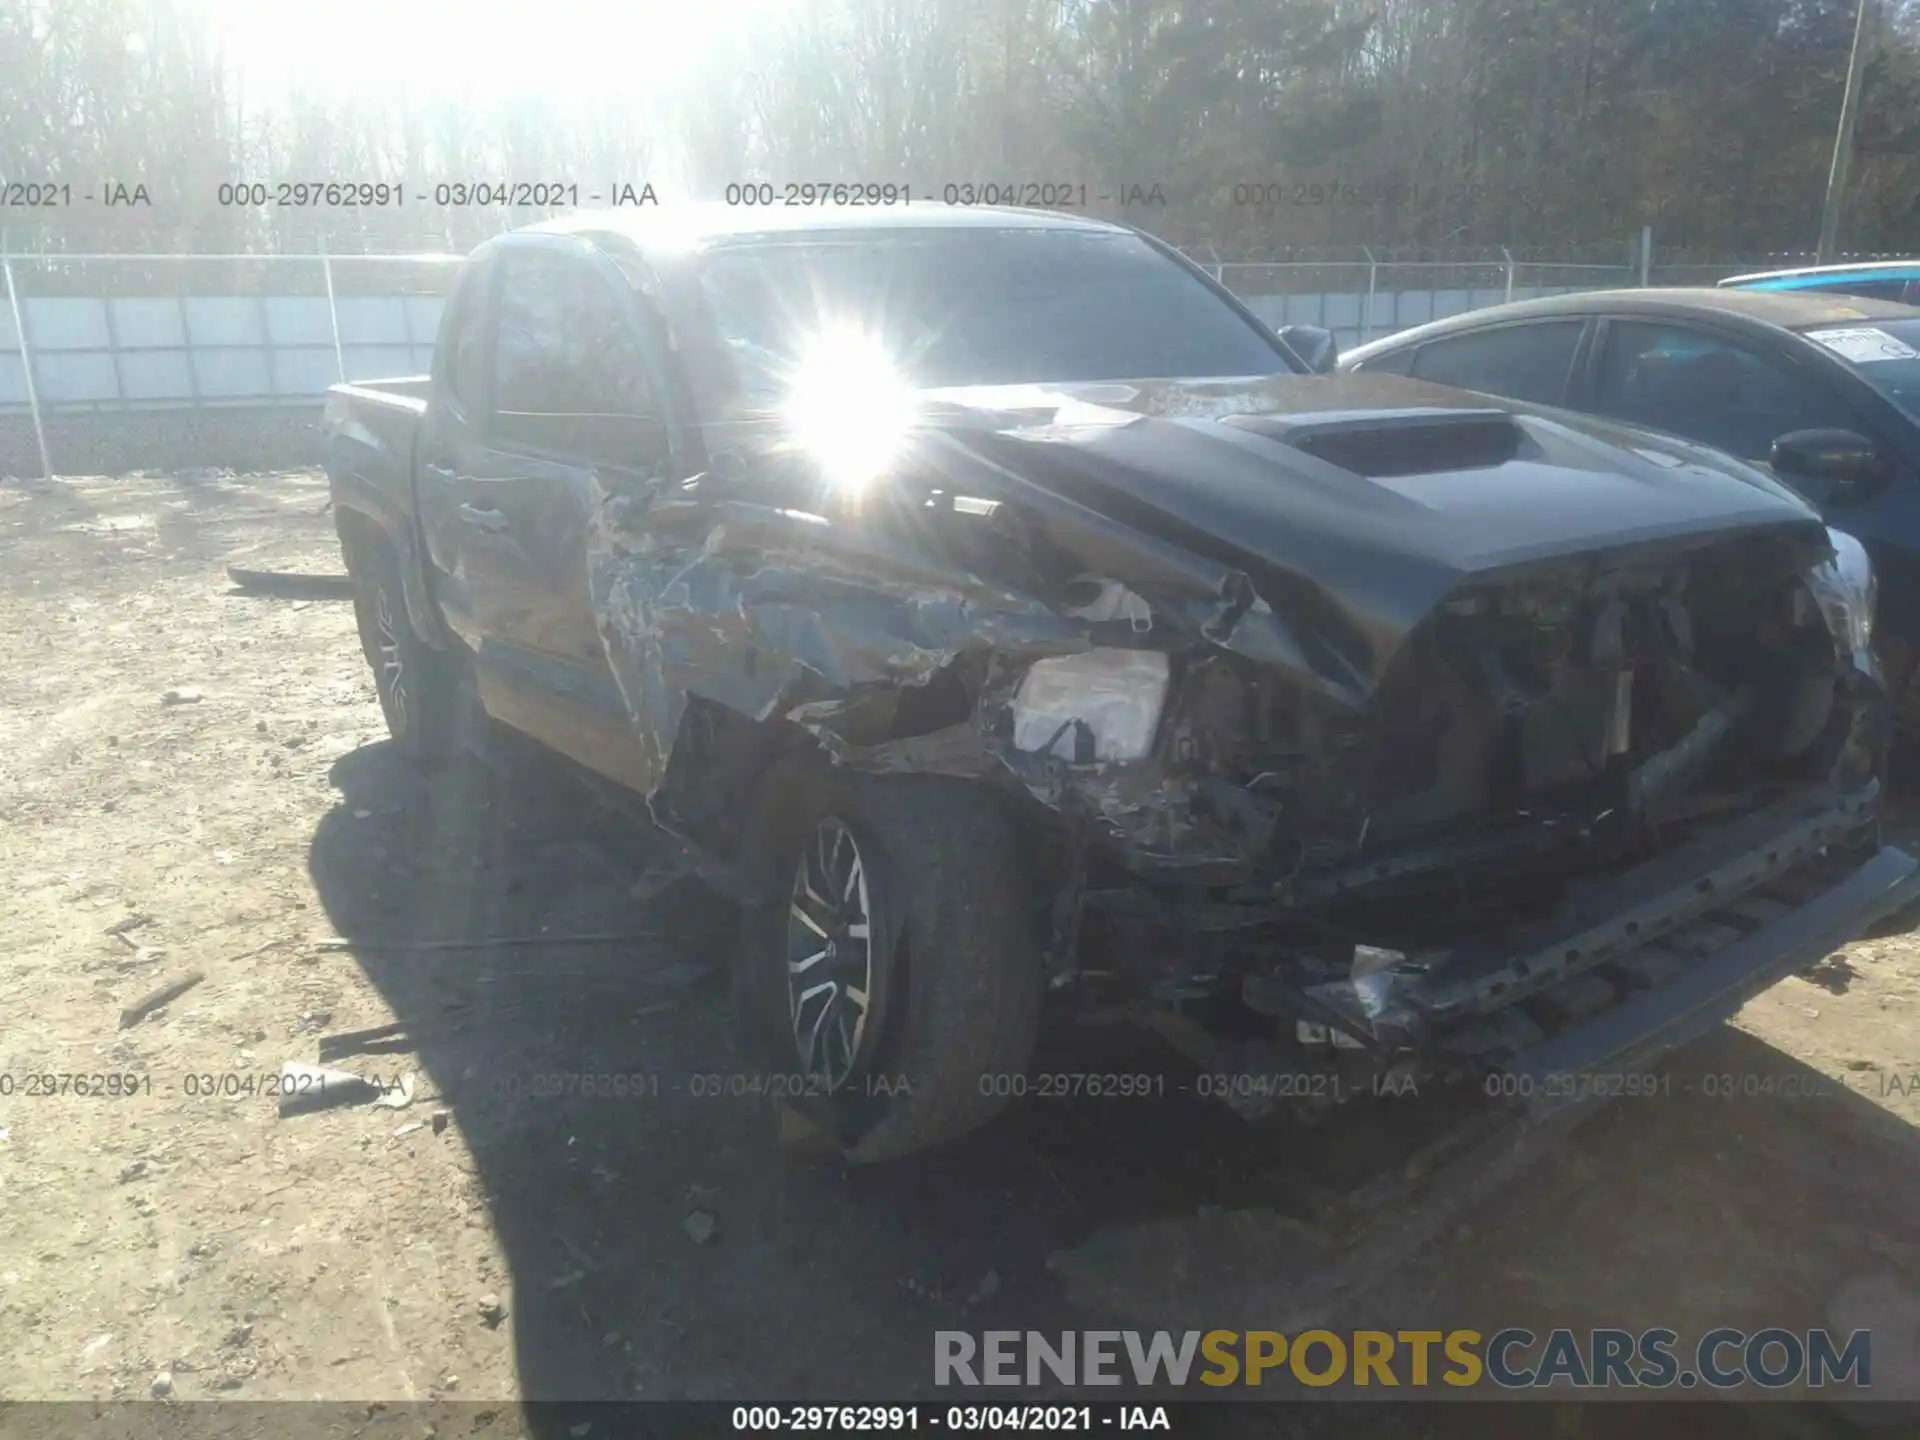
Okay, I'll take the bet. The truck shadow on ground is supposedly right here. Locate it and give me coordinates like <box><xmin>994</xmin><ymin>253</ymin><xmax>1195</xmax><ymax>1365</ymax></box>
<box><xmin>305</xmin><ymin>740</ymin><xmax>1920</xmax><ymax>1437</ymax></box>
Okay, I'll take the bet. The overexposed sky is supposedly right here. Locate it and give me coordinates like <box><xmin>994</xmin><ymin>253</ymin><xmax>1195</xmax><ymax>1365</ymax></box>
<box><xmin>192</xmin><ymin>0</ymin><xmax>798</xmax><ymax>107</ymax></box>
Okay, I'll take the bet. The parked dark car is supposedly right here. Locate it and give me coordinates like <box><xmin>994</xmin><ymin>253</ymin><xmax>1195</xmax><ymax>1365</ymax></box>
<box><xmin>1340</xmin><ymin>288</ymin><xmax>1920</xmax><ymax>729</ymax></box>
<box><xmin>323</xmin><ymin>209</ymin><xmax>1913</xmax><ymax>1164</ymax></box>
<box><xmin>1718</xmin><ymin>261</ymin><xmax>1920</xmax><ymax>306</ymax></box>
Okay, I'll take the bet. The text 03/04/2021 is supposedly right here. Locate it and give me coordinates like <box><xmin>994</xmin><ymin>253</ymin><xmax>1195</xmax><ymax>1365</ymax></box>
<box><xmin>730</xmin><ymin>1404</ymin><xmax>1173</xmax><ymax>1432</ymax></box>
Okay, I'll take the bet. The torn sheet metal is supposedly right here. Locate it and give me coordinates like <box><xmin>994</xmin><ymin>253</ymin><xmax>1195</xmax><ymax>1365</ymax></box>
<box><xmin>584</xmin><ymin>466</ymin><xmax>1266</xmax><ymax>869</ymax></box>
<box><xmin>582</xmin><ymin>375</ymin><xmax>1849</xmax><ymax>875</ymax></box>
<box><xmin>587</xmin><ymin>473</ymin><xmax>1088</xmax><ymax>786</ymax></box>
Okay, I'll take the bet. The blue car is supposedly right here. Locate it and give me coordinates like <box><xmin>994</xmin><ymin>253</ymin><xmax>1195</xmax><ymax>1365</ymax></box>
<box><xmin>1338</xmin><ymin>287</ymin><xmax>1920</xmax><ymax>734</ymax></box>
<box><xmin>1718</xmin><ymin>261</ymin><xmax>1920</xmax><ymax>306</ymax></box>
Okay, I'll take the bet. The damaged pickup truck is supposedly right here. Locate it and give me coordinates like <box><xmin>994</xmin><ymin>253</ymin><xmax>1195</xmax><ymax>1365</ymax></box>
<box><xmin>325</xmin><ymin>204</ymin><xmax>1920</xmax><ymax>1162</ymax></box>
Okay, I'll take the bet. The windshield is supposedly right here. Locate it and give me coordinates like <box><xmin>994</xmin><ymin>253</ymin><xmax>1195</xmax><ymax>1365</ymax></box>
<box><xmin>1802</xmin><ymin>318</ymin><xmax>1920</xmax><ymax>422</ymax></box>
<box><xmin>690</xmin><ymin>228</ymin><xmax>1296</xmax><ymax>404</ymax></box>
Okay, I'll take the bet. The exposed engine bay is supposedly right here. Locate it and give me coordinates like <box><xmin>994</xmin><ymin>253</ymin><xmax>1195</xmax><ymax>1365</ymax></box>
<box><xmin>970</xmin><ymin>518</ymin><xmax>1882</xmax><ymax>1084</ymax></box>
<box><xmin>1076</xmin><ymin>532</ymin><xmax>1875</xmax><ymax>885</ymax></box>
<box><xmin>994</xmin><ymin>533</ymin><xmax>1886</xmax><ymax>1097</ymax></box>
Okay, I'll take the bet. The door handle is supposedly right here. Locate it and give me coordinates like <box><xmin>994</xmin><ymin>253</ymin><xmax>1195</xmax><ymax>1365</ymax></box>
<box><xmin>457</xmin><ymin>503</ymin><xmax>510</xmax><ymax>533</ymax></box>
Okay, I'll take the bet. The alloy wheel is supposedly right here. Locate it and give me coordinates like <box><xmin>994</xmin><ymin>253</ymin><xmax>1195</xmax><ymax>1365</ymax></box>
<box><xmin>786</xmin><ymin>816</ymin><xmax>876</xmax><ymax>1092</ymax></box>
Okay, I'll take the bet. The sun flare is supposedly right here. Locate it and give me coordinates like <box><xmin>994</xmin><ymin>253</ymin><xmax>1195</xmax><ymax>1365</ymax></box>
<box><xmin>781</xmin><ymin>324</ymin><xmax>920</xmax><ymax>492</ymax></box>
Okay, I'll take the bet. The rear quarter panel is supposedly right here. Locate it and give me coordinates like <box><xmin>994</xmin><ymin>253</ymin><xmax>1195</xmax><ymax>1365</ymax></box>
<box><xmin>323</xmin><ymin>382</ymin><xmax>428</xmax><ymax>537</ymax></box>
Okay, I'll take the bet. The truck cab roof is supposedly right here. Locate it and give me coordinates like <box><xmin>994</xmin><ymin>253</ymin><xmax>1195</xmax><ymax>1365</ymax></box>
<box><xmin>522</xmin><ymin>201</ymin><xmax>1130</xmax><ymax>258</ymax></box>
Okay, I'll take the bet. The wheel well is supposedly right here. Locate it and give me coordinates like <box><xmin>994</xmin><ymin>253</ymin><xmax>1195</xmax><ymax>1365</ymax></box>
<box><xmin>656</xmin><ymin>699</ymin><xmax>823</xmax><ymax>861</ymax></box>
<box><xmin>659</xmin><ymin>692</ymin><xmax>1065</xmax><ymax>891</ymax></box>
<box><xmin>333</xmin><ymin>504</ymin><xmax>392</xmax><ymax>573</ymax></box>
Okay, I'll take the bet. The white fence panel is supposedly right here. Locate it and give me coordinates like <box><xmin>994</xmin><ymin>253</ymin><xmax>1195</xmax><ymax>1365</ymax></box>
<box><xmin>0</xmin><ymin>247</ymin><xmax>1796</xmax><ymax>455</ymax></box>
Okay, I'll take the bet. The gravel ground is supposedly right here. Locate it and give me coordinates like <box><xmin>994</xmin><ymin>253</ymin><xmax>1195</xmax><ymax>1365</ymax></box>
<box><xmin>3</xmin><ymin>469</ymin><xmax>1918</xmax><ymax>1438</ymax></box>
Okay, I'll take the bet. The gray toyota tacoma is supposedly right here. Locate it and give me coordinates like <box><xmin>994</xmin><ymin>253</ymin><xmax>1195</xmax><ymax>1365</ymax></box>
<box><xmin>324</xmin><ymin>204</ymin><xmax>1916</xmax><ymax>1162</ymax></box>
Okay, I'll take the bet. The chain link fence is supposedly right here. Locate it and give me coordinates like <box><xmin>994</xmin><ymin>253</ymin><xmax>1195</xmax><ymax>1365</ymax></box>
<box><xmin>2</xmin><ymin>240</ymin><xmax>1909</xmax><ymax>478</ymax></box>
<box><xmin>1207</xmin><ymin>256</ymin><xmax>1638</xmax><ymax>345</ymax></box>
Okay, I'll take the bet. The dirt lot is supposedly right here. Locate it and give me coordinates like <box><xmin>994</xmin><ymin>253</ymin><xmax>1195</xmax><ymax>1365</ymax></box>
<box><xmin>3</xmin><ymin>470</ymin><xmax>1920</xmax><ymax>1435</ymax></box>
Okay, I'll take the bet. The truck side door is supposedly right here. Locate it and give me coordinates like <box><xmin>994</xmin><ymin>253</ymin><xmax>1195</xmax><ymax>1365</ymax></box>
<box><xmin>414</xmin><ymin>256</ymin><xmax>498</xmax><ymax>648</ymax></box>
<box><xmin>439</xmin><ymin>239</ymin><xmax>682</xmax><ymax>792</ymax></box>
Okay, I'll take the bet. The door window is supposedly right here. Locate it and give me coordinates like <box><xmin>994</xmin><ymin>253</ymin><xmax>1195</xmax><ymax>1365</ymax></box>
<box><xmin>492</xmin><ymin>249</ymin><xmax>664</xmax><ymax>462</ymax></box>
<box><xmin>439</xmin><ymin>269</ymin><xmax>490</xmax><ymax>410</ymax></box>
<box><xmin>1353</xmin><ymin>344</ymin><xmax>1416</xmax><ymax>376</ymax></box>
<box><xmin>1818</xmin><ymin>279</ymin><xmax>1911</xmax><ymax>303</ymax></box>
<box><xmin>1591</xmin><ymin>321</ymin><xmax>1857</xmax><ymax>462</ymax></box>
<box><xmin>1407</xmin><ymin>321</ymin><xmax>1585</xmax><ymax>405</ymax></box>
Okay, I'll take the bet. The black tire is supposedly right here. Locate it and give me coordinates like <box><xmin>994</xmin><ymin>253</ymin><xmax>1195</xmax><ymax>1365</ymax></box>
<box><xmin>732</xmin><ymin>770</ymin><xmax>1045</xmax><ymax>1163</ymax></box>
<box><xmin>345</xmin><ymin>536</ymin><xmax>469</xmax><ymax>763</ymax></box>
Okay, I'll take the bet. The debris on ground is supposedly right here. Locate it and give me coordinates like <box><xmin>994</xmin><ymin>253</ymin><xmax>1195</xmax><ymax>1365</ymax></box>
<box><xmin>430</xmin><ymin>1110</ymin><xmax>450</xmax><ymax>1136</ymax></box>
<box><xmin>682</xmin><ymin>1211</ymin><xmax>718</xmax><ymax>1245</ymax></box>
<box><xmin>477</xmin><ymin>1293</ymin><xmax>507</xmax><ymax>1327</ymax></box>
<box><xmin>224</xmin><ymin>565</ymin><xmax>355</xmax><ymax>600</ymax></box>
<box><xmin>111</xmin><ymin>928</ymin><xmax>169</xmax><ymax>968</ymax></box>
<box><xmin>898</xmin><ymin>1272</ymin><xmax>953</xmax><ymax>1304</ymax></box>
<box><xmin>276</xmin><ymin>1061</ymin><xmax>382</xmax><ymax>1116</ymax></box>
<box><xmin>773</xmin><ymin>1103</ymin><xmax>836</xmax><ymax>1157</ymax></box>
<box><xmin>150</xmin><ymin>1371</ymin><xmax>173</xmax><ymax>1398</ymax></box>
<box><xmin>315</xmin><ymin>1015</ymin><xmax>457</xmax><ymax>1061</ymax></box>
<box><xmin>104</xmin><ymin>913</ymin><xmax>154</xmax><ymax>937</ymax></box>
<box><xmin>965</xmin><ymin>1270</ymin><xmax>1002</xmax><ymax>1307</ymax></box>
<box><xmin>118</xmin><ymin>969</ymin><xmax>205</xmax><ymax>1028</ymax></box>
<box><xmin>118</xmin><ymin>1160</ymin><xmax>148</xmax><ymax>1183</ymax></box>
<box><xmin>371</xmin><ymin>1072</ymin><xmax>416</xmax><ymax>1110</ymax></box>
<box><xmin>160</xmin><ymin>687</ymin><xmax>203</xmax><ymax>706</ymax></box>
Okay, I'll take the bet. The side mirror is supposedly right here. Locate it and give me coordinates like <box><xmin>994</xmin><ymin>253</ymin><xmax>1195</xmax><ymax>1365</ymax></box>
<box><xmin>1770</xmin><ymin>429</ymin><xmax>1889</xmax><ymax>505</ymax></box>
<box><xmin>1277</xmin><ymin>324</ymin><xmax>1339</xmax><ymax>375</ymax></box>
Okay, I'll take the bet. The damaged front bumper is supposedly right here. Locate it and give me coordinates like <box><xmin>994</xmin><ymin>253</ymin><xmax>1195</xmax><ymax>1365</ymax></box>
<box><xmin>1202</xmin><ymin>780</ymin><xmax>1916</xmax><ymax>1116</ymax></box>
<box><xmin>1500</xmin><ymin>837</ymin><xmax>1919</xmax><ymax>1109</ymax></box>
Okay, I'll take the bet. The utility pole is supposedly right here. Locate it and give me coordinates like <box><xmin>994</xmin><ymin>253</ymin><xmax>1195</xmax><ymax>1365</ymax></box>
<box><xmin>1817</xmin><ymin>0</ymin><xmax>1873</xmax><ymax>263</ymax></box>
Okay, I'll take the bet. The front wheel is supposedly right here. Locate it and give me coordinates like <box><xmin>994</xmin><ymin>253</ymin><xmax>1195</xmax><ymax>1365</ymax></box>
<box><xmin>732</xmin><ymin>772</ymin><xmax>1044</xmax><ymax>1162</ymax></box>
